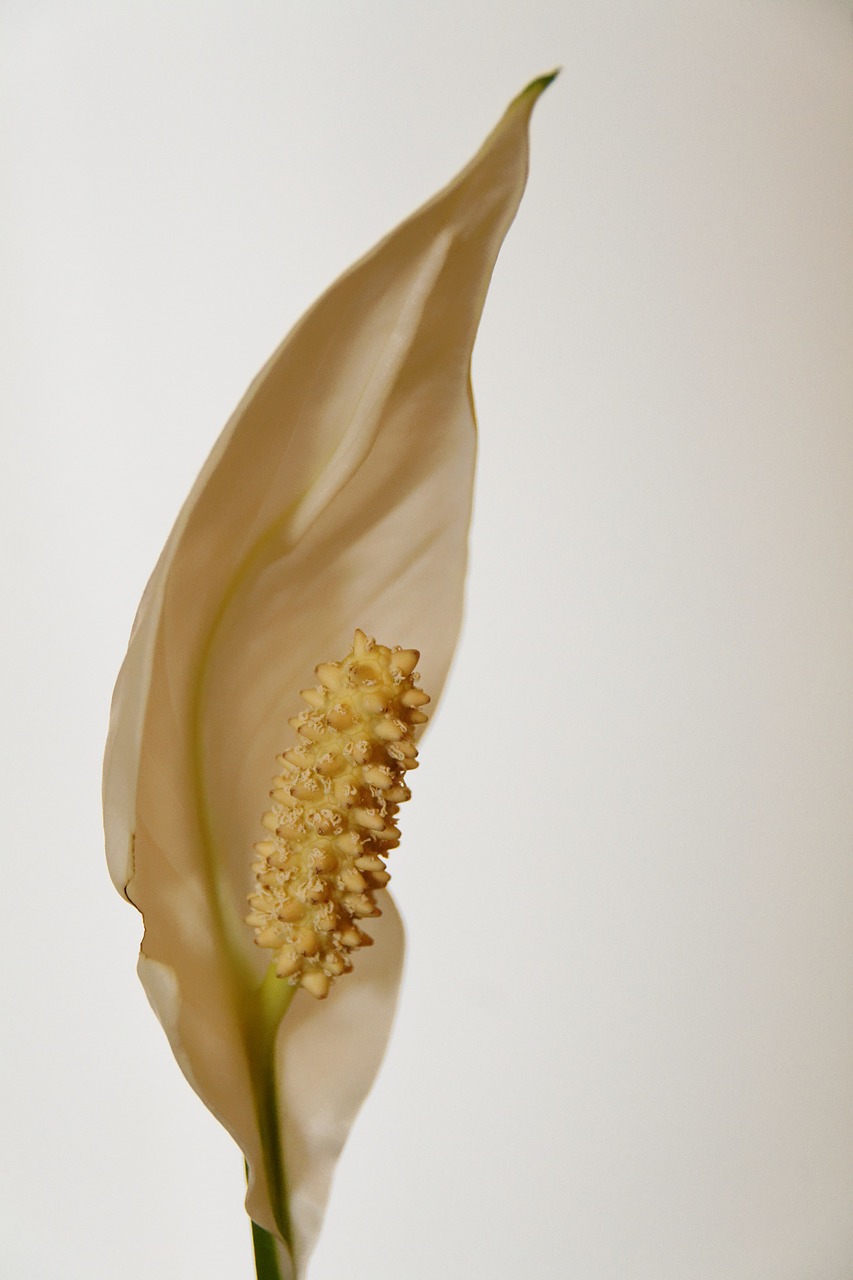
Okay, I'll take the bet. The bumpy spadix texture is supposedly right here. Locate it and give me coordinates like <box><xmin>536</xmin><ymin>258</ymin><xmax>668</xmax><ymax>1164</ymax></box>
<box><xmin>103</xmin><ymin>75</ymin><xmax>552</xmax><ymax>1279</ymax></box>
<box><xmin>248</xmin><ymin>630</ymin><xmax>428</xmax><ymax>999</ymax></box>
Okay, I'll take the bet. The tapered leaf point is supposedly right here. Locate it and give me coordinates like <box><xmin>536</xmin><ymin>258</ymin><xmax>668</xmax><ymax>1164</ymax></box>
<box><xmin>247</xmin><ymin>630</ymin><xmax>429</xmax><ymax>999</ymax></box>
<box><xmin>518</xmin><ymin>68</ymin><xmax>560</xmax><ymax>103</ymax></box>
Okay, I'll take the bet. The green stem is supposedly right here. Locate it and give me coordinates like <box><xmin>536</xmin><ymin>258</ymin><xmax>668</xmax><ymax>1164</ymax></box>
<box><xmin>251</xmin><ymin>1217</ymin><xmax>287</xmax><ymax>1280</ymax></box>
<box><xmin>189</xmin><ymin>534</ymin><xmax>303</xmax><ymax>1272</ymax></box>
<box><xmin>244</xmin><ymin>967</ymin><xmax>298</xmax><ymax>1272</ymax></box>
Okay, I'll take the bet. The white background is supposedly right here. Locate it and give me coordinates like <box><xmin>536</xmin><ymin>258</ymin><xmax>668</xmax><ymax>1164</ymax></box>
<box><xmin>2</xmin><ymin>2</ymin><xmax>853</xmax><ymax>1277</ymax></box>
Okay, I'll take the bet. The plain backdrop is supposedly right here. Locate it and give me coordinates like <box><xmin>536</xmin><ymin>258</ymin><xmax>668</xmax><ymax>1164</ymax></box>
<box><xmin>2</xmin><ymin>3</ymin><xmax>853</xmax><ymax>1278</ymax></box>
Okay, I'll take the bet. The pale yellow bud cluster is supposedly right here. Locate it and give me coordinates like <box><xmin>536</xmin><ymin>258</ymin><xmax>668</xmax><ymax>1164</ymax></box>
<box><xmin>246</xmin><ymin>629</ymin><xmax>429</xmax><ymax>999</ymax></box>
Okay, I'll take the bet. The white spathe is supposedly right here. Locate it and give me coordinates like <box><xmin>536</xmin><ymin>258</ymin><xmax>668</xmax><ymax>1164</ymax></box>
<box><xmin>102</xmin><ymin>77</ymin><xmax>551</xmax><ymax>1277</ymax></box>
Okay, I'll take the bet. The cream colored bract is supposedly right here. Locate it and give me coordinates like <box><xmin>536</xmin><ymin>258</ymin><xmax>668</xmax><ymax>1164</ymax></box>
<box><xmin>103</xmin><ymin>75</ymin><xmax>552</xmax><ymax>1279</ymax></box>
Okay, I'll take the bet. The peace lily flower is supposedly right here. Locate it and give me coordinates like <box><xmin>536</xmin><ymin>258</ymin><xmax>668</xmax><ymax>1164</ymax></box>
<box><xmin>103</xmin><ymin>74</ymin><xmax>553</xmax><ymax>1280</ymax></box>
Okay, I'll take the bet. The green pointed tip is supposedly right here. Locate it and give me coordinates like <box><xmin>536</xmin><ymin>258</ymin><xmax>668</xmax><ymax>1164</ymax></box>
<box><xmin>524</xmin><ymin>69</ymin><xmax>561</xmax><ymax>97</ymax></box>
<box><xmin>506</xmin><ymin>69</ymin><xmax>560</xmax><ymax>118</ymax></box>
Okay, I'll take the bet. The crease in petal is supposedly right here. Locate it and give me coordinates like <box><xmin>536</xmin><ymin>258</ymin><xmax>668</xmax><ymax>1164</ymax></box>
<box><xmin>285</xmin><ymin>228</ymin><xmax>455</xmax><ymax>547</ymax></box>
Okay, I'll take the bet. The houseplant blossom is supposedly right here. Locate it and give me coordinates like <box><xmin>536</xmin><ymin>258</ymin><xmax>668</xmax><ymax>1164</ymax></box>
<box><xmin>103</xmin><ymin>74</ymin><xmax>554</xmax><ymax>1279</ymax></box>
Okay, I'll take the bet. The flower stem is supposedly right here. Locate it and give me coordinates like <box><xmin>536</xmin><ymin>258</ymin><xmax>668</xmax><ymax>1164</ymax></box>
<box><xmin>249</xmin><ymin>1213</ymin><xmax>285</xmax><ymax>1274</ymax></box>
<box><xmin>244</xmin><ymin>966</ymin><xmax>298</xmax><ymax>1271</ymax></box>
<box><xmin>250</xmin><ymin>1217</ymin><xmax>287</xmax><ymax>1280</ymax></box>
